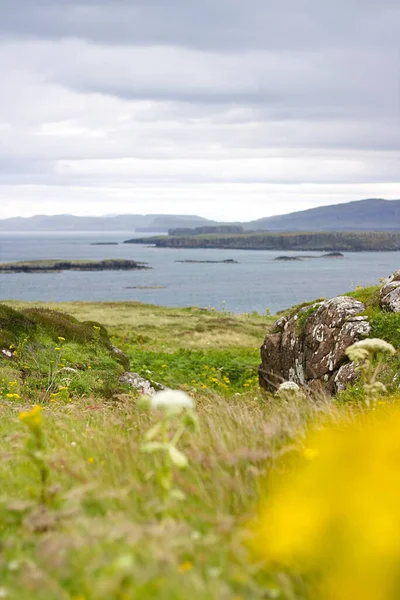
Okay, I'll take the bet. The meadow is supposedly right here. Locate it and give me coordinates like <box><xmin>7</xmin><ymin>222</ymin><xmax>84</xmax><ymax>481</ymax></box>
<box><xmin>0</xmin><ymin>296</ymin><xmax>399</xmax><ymax>599</ymax></box>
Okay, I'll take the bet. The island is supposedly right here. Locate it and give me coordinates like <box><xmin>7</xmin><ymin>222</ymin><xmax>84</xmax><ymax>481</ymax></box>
<box><xmin>0</xmin><ymin>259</ymin><xmax>150</xmax><ymax>273</ymax></box>
<box><xmin>175</xmin><ymin>259</ymin><xmax>239</xmax><ymax>264</ymax></box>
<box><xmin>90</xmin><ymin>242</ymin><xmax>119</xmax><ymax>246</ymax></box>
<box><xmin>274</xmin><ymin>252</ymin><xmax>345</xmax><ymax>261</ymax></box>
<box><xmin>123</xmin><ymin>231</ymin><xmax>400</xmax><ymax>251</ymax></box>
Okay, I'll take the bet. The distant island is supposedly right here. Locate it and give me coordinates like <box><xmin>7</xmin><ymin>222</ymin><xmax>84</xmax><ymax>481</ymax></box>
<box><xmin>274</xmin><ymin>252</ymin><xmax>344</xmax><ymax>261</ymax></box>
<box><xmin>0</xmin><ymin>259</ymin><xmax>150</xmax><ymax>273</ymax></box>
<box><xmin>175</xmin><ymin>258</ymin><xmax>239</xmax><ymax>264</ymax></box>
<box><xmin>124</xmin><ymin>231</ymin><xmax>400</xmax><ymax>252</ymax></box>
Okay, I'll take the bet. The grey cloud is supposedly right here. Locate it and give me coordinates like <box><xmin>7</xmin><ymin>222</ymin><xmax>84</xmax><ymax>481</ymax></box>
<box><xmin>0</xmin><ymin>0</ymin><xmax>399</xmax><ymax>52</ymax></box>
<box><xmin>0</xmin><ymin>0</ymin><xmax>398</xmax><ymax>218</ymax></box>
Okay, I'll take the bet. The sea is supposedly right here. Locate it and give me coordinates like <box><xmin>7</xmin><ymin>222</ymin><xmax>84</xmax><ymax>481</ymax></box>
<box><xmin>0</xmin><ymin>231</ymin><xmax>399</xmax><ymax>314</ymax></box>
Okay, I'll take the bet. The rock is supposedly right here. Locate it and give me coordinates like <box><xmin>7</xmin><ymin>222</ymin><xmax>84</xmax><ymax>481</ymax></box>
<box><xmin>120</xmin><ymin>372</ymin><xmax>168</xmax><ymax>396</ymax></box>
<box><xmin>259</xmin><ymin>296</ymin><xmax>371</xmax><ymax>394</ymax></box>
<box><xmin>110</xmin><ymin>345</ymin><xmax>130</xmax><ymax>370</ymax></box>
<box><xmin>380</xmin><ymin>271</ymin><xmax>400</xmax><ymax>312</ymax></box>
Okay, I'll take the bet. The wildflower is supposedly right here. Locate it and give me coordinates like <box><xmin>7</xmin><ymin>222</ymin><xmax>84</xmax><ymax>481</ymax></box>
<box><xmin>251</xmin><ymin>407</ymin><xmax>400</xmax><ymax>600</ymax></box>
<box><xmin>178</xmin><ymin>561</ymin><xmax>193</xmax><ymax>573</ymax></box>
<box><xmin>6</xmin><ymin>393</ymin><xmax>20</xmax><ymax>399</ymax></box>
<box><xmin>346</xmin><ymin>338</ymin><xmax>395</xmax><ymax>362</ymax></box>
<box><xmin>277</xmin><ymin>381</ymin><xmax>300</xmax><ymax>392</ymax></box>
<box><xmin>57</xmin><ymin>336</ymin><xmax>65</xmax><ymax>341</ymax></box>
<box><xmin>54</xmin><ymin>347</ymin><xmax>61</xmax><ymax>351</ymax></box>
<box><xmin>161</xmin><ymin>364</ymin><xmax>167</xmax><ymax>368</ymax></box>
<box><xmin>87</xmin><ymin>457</ymin><xmax>94</xmax><ymax>464</ymax></box>
<box><xmin>303</xmin><ymin>447</ymin><xmax>320</xmax><ymax>460</ymax></box>
<box><xmin>9</xmin><ymin>381</ymin><xmax>17</xmax><ymax>387</ymax></box>
<box><xmin>150</xmin><ymin>390</ymin><xmax>194</xmax><ymax>413</ymax></box>
<box><xmin>93</xmin><ymin>325</ymin><xmax>101</xmax><ymax>331</ymax></box>
<box><xmin>19</xmin><ymin>405</ymin><xmax>42</xmax><ymax>427</ymax></box>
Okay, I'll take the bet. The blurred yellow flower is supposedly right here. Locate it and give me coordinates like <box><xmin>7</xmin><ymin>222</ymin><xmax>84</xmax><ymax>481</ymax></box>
<box><xmin>87</xmin><ymin>457</ymin><xmax>94</xmax><ymax>464</ymax></box>
<box><xmin>57</xmin><ymin>336</ymin><xmax>66</xmax><ymax>341</ymax></box>
<box><xmin>178</xmin><ymin>561</ymin><xmax>193</xmax><ymax>573</ymax></box>
<box><xmin>251</xmin><ymin>407</ymin><xmax>400</xmax><ymax>600</ymax></box>
<box><xmin>18</xmin><ymin>405</ymin><xmax>42</xmax><ymax>427</ymax></box>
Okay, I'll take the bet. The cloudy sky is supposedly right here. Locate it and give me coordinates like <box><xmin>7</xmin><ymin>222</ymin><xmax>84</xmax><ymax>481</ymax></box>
<box><xmin>0</xmin><ymin>0</ymin><xmax>399</xmax><ymax>221</ymax></box>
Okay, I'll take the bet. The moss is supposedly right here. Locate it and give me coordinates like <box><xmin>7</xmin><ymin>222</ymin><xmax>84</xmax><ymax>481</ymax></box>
<box><xmin>297</xmin><ymin>304</ymin><xmax>321</xmax><ymax>332</ymax></box>
<box><xmin>0</xmin><ymin>304</ymin><xmax>36</xmax><ymax>348</ymax></box>
<box><xmin>20</xmin><ymin>308</ymin><xmax>110</xmax><ymax>346</ymax></box>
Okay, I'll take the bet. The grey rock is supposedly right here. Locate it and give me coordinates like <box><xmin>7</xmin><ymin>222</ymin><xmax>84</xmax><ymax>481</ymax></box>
<box><xmin>120</xmin><ymin>372</ymin><xmax>168</xmax><ymax>396</ymax></box>
<box><xmin>259</xmin><ymin>296</ymin><xmax>371</xmax><ymax>395</ymax></box>
<box><xmin>380</xmin><ymin>271</ymin><xmax>400</xmax><ymax>312</ymax></box>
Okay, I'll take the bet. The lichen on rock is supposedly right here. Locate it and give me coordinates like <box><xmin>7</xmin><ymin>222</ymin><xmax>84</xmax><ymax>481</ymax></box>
<box><xmin>259</xmin><ymin>296</ymin><xmax>371</xmax><ymax>394</ymax></box>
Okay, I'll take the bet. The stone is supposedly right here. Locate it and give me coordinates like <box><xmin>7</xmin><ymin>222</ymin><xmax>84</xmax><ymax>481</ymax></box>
<box><xmin>259</xmin><ymin>296</ymin><xmax>371</xmax><ymax>394</ymax></box>
<box><xmin>120</xmin><ymin>372</ymin><xmax>168</xmax><ymax>396</ymax></box>
<box><xmin>380</xmin><ymin>271</ymin><xmax>400</xmax><ymax>312</ymax></box>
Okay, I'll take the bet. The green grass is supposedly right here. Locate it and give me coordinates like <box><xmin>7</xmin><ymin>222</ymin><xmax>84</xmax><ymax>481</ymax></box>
<box><xmin>0</xmin><ymin>393</ymin><xmax>341</xmax><ymax>600</ymax></box>
<box><xmin>2</xmin><ymin>293</ymin><xmax>400</xmax><ymax>599</ymax></box>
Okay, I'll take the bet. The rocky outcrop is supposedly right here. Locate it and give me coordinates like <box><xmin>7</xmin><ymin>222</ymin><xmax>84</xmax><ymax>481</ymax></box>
<box><xmin>380</xmin><ymin>271</ymin><xmax>400</xmax><ymax>312</ymax></box>
<box><xmin>259</xmin><ymin>296</ymin><xmax>371</xmax><ymax>394</ymax></box>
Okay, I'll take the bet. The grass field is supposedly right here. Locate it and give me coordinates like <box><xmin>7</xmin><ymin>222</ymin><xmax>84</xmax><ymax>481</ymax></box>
<box><xmin>0</xmin><ymin>297</ymin><xmax>399</xmax><ymax>599</ymax></box>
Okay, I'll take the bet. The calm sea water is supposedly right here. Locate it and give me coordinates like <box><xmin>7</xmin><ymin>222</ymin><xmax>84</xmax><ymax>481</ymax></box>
<box><xmin>0</xmin><ymin>231</ymin><xmax>399</xmax><ymax>314</ymax></box>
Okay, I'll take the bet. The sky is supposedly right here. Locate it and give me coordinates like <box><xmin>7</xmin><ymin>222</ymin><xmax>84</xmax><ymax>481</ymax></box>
<box><xmin>0</xmin><ymin>0</ymin><xmax>399</xmax><ymax>221</ymax></box>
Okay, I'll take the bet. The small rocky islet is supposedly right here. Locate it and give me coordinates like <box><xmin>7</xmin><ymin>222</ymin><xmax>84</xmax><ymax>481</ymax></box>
<box><xmin>0</xmin><ymin>258</ymin><xmax>150</xmax><ymax>273</ymax></box>
<box><xmin>274</xmin><ymin>252</ymin><xmax>344</xmax><ymax>261</ymax></box>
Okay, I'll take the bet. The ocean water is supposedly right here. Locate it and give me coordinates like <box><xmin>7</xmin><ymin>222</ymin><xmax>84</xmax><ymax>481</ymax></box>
<box><xmin>0</xmin><ymin>231</ymin><xmax>399</xmax><ymax>314</ymax></box>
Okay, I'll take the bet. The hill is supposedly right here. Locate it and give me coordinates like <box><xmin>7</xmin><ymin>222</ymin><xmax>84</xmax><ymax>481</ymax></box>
<box><xmin>246</xmin><ymin>198</ymin><xmax>400</xmax><ymax>231</ymax></box>
<box><xmin>0</xmin><ymin>213</ymin><xmax>216</xmax><ymax>232</ymax></box>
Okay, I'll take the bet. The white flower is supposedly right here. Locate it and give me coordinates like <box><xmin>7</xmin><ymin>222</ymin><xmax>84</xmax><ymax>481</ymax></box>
<box><xmin>346</xmin><ymin>338</ymin><xmax>396</xmax><ymax>362</ymax></box>
<box><xmin>277</xmin><ymin>381</ymin><xmax>300</xmax><ymax>392</ymax></box>
<box><xmin>150</xmin><ymin>390</ymin><xmax>194</xmax><ymax>412</ymax></box>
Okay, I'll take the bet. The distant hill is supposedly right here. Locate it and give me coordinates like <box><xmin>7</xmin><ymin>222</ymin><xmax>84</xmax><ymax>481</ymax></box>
<box><xmin>2</xmin><ymin>198</ymin><xmax>400</xmax><ymax>233</ymax></box>
<box><xmin>245</xmin><ymin>199</ymin><xmax>400</xmax><ymax>231</ymax></box>
<box><xmin>0</xmin><ymin>214</ymin><xmax>216</xmax><ymax>232</ymax></box>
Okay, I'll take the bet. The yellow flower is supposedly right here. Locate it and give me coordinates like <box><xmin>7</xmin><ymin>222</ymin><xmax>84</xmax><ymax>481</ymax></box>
<box><xmin>303</xmin><ymin>447</ymin><xmax>320</xmax><ymax>460</ymax></box>
<box><xmin>9</xmin><ymin>381</ymin><xmax>17</xmax><ymax>386</ymax></box>
<box><xmin>18</xmin><ymin>405</ymin><xmax>42</xmax><ymax>427</ymax></box>
<box><xmin>6</xmin><ymin>393</ymin><xmax>20</xmax><ymax>399</ymax></box>
<box><xmin>251</xmin><ymin>407</ymin><xmax>400</xmax><ymax>600</ymax></box>
<box><xmin>87</xmin><ymin>457</ymin><xmax>94</xmax><ymax>464</ymax></box>
<box><xmin>57</xmin><ymin>336</ymin><xmax>66</xmax><ymax>341</ymax></box>
<box><xmin>54</xmin><ymin>347</ymin><xmax>61</xmax><ymax>351</ymax></box>
<box><xmin>161</xmin><ymin>364</ymin><xmax>167</xmax><ymax>368</ymax></box>
<box><xmin>178</xmin><ymin>561</ymin><xmax>193</xmax><ymax>573</ymax></box>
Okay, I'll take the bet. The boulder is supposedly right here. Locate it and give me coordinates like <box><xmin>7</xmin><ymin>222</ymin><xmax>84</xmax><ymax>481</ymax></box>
<box><xmin>259</xmin><ymin>296</ymin><xmax>371</xmax><ymax>394</ymax></box>
<box><xmin>379</xmin><ymin>271</ymin><xmax>400</xmax><ymax>312</ymax></box>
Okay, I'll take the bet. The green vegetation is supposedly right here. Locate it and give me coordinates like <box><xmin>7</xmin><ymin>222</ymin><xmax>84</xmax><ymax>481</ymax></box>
<box><xmin>124</xmin><ymin>230</ymin><xmax>400</xmax><ymax>251</ymax></box>
<box><xmin>2</xmin><ymin>292</ymin><xmax>400</xmax><ymax>599</ymax></box>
